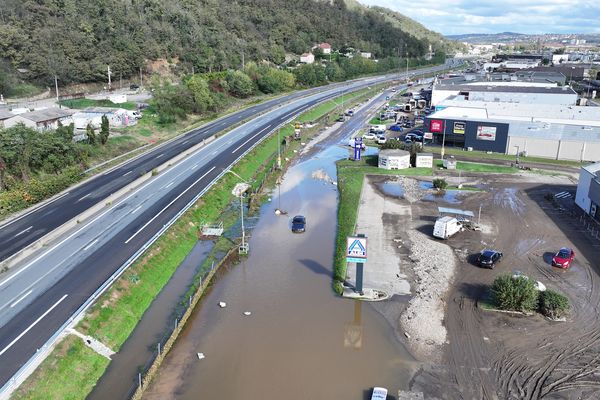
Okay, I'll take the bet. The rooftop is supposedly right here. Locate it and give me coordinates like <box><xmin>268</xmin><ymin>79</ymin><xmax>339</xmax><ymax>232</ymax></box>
<box><xmin>582</xmin><ymin>162</ymin><xmax>600</xmax><ymax>175</ymax></box>
<box><xmin>0</xmin><ymin>110</ymin><xmax>13</xmax><ymax>120</ymax></box>
<box><xmin>379</xmin><ymin>149</ymin><xmax>409</xmax><ymax>157</ymax></box>
<box><xmin>14</xmin><ymin>108</ymin><xmax>74</xmax><ymax>123</ymax></box>
<box><xmin>434</xmin><ymin>84</ymin><xmax>577</xmax><ymax>95</ymax></box>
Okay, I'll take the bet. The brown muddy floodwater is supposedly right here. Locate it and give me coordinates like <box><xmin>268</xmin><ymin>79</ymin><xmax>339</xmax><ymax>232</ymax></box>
<box><xmin>143</xmin><ymin>144</ymin><xmax>415</xmax><ymax>400</ymax></box>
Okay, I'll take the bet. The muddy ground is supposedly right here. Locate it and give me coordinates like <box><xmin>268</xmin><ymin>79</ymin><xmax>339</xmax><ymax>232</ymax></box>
<box><xmin>365</xmin><ymin>172</ymin><xmax>600</xmax><ymax>399</ymax></box>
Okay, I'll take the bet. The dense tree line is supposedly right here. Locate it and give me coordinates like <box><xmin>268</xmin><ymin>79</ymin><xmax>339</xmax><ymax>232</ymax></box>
<box><xmin>0</xmin><ymin>0</ymin><xmax>441</xmax><ymax>90</ymax></box>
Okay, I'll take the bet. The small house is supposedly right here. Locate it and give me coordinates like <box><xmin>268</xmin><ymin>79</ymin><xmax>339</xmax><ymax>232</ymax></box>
<box><xmin>4</xmin><ymin>108</ymin><xmax>74</xmax><ymax>132</ymax></box>
<box><xmin>0</xmin><ymin>110</ymin><xmax>13</xmax><ymax>128</ymax></box>
<box><xmin>378</xmin><ymin>149</ymin><xmax>410</xmax><ymax>170</ymax></box>
<box><xmin>319</xmin><ymin>43</ymin><xmax>332</xmax><ymax>55</ymax></box>
<box><xmin>300</xmin><ymin>53</ymin><xmax>315</xmax><ymax>64</ymax></box>
<box><xmin>360</xmin><ymin>52</ymin><xmax>372</xmax><ymax>59</ymax></box>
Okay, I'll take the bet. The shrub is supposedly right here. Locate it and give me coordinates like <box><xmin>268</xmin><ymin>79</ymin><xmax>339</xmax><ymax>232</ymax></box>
<box><xmin>539</xmin><ymin>290</ymin><xmax>570</xmax><ymax>319</ymax></box>
<box><xmin>432</xmin><ymin>178</ymin><xmax>448</xmax><ymax>190</ymax></box>
<box><xmin>491</xmin><ymin>274</ymin><xmax>538</xmax><ymax>312</ymax></box>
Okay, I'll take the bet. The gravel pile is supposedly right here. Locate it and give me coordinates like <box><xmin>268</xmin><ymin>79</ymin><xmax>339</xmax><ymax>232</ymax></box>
<box><xmin>400</xmin><ymin>230</ymin><xmax>456</xmax><ymax>360</ymax></box>
<box><xmin>393</xmin><ymin>176</ymin><xmax>430</xmax><ymax>203</ymax></box>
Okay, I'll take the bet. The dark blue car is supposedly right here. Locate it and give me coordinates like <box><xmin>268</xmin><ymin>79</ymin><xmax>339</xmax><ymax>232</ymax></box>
<box><xmin>389</xmin><ymin>125</ymin><xmax>403</xmax><ymax>132</ymax></box>
<box><xmin>291</xmin><ymin>215</ymin><xmax>306</xmax><ymax>233</ymax></box>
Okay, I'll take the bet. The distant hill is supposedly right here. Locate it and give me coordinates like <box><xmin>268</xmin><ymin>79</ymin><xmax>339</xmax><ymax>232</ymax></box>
<box><xmin>343</xmin><ymin>0</ymin><xmax>464</xmax><ymax>53</ymax></box>
<box><xmin>446</xmin><ymin>32</ymin><xmax>528</xmax><ymax>43</ymax></box>
<box><xmin>0</xmin><ymin>0</ymin><xmax>446</xmax><ymax>88</ymax></box>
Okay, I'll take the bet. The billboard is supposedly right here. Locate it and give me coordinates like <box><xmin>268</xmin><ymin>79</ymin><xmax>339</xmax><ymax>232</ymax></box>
<box><xmin>453</xmin><ymin>121</ymin><xmax>465</xmax><ymax>134</ymax></box>
<box><xmin>430</xmin><ymin>119</ymin><xmax>443</xmax><ymax>133</ymax></box>
<box><xmin>476</xmin><ymin>125</ymin><xmax>497</xmax><ymax>141</ymax></box>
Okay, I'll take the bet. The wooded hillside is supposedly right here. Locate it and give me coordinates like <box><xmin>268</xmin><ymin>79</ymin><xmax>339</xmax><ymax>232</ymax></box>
<box><xmin>0</xmin><ymin>0</ymin><xmax>448</xmax><ymax>91</ymax></box>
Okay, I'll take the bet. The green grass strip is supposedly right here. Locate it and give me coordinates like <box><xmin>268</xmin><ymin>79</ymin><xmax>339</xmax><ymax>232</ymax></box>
<box><xmin>59</xmin><ymin>98</ymin><xmax>138</xmax><ymax>110</ymax></box>
<box><xmin>433</xmin><ymin>159</ymin><xmax>517</xmax><ymax>173</ymax></box>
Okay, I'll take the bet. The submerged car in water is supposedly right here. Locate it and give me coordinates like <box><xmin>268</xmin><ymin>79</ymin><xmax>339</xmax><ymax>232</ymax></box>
<box><xmin>291</xmin><ymin>215</ymin><xmax>306</xmax><ymax>233</ymax></box>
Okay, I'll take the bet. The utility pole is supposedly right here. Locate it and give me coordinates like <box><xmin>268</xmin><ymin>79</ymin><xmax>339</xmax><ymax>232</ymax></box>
<box><xmin>406</xmin><ymin>52</ymin><xmax>409</xmax><ymax>83</ymax></box>
<box><xmin>107</xmin><ymin>65</ymin><xmax>112</xmax><ymax>90</ymax></box>
<box><xmin>277</xmin><ymin>129</ymin><xmax>281</xmax><ymax>169</ymax></box>
<box><xmin>54</xmin><ymin>75</ymin><xmax>59</xmax><ymax>101</ymax></box>
<box><xmin>140</xmin><ymin>67</ymin><xmax>143</xmax><ymax>88</ymax></box>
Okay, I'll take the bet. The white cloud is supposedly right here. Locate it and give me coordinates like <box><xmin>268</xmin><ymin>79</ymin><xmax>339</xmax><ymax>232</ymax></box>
<box><xmin>357</xmin><ymin>0</ymin><xmax>600</xmax><ymax>35</ymax></box>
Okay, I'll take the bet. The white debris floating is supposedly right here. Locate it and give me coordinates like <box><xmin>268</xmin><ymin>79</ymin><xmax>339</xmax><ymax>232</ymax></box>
<box><xmin>243</xmin><ymin>311</ymin><xmax>252</xmax><ymax>316</ymax></box>
<box><xmin>197</xmin><ymin>352</ymin><xmax>205</xmax><ymax>360</ymax></box>
<box><xmin>218</xmin><ymin>302</ymin><xmax>226</xmax><ymax>308</ymax></box>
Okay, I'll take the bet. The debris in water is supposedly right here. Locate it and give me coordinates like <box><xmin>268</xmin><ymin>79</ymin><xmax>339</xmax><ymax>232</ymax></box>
<box><xmin>197</xmin><ymin>352</ymin><xmax>205</xmax><ymax>360</ymax></box>
<box><xmin>404</xmin><ymin>332</ymin><xmax>411</xmax><ymax>339</ymax></box>
<box><xmin>243</xmin><ymin>311</ymin><xmax>252</xmax><ymax>316</ymax></box>
<box><xmin>267</xmin><ymin>198</ymin><xmax>272</xmax><ymax>202</ymax></box>
<box><xmin>218</xmin><ymin>302</ymin><xmax>226</xmax><ymax>308</ymax></box>
<box><xmin>275</xmin><ymin>209</ymin><xmax>281</xmax><ymax>215</ymax></box>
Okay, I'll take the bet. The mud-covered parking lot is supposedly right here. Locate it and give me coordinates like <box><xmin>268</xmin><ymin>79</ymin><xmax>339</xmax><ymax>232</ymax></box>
<box><xmin>363</xmin><ymin>171</ymin><xmax>600</xmax><ymax>399</ymax></box>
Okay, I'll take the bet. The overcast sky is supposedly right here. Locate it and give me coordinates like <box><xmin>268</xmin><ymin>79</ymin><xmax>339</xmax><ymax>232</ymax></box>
<box><xmin>357</xmin><ymin>0</ymin><xmax>600</xmax><ymax>36</ymax></box>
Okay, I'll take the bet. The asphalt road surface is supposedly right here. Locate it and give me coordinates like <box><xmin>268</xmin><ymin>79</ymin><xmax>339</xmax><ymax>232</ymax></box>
<box><xmin>0</xmin><ymin>62</ymin><xmax>455</xmax><ymax>390</ymax></box>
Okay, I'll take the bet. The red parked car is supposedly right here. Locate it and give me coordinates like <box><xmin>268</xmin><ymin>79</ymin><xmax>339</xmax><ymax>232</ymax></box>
<box><xmin>552</xmin><ymin>247</ymin><xmax>575</xmax><ymax>268</ymax></box>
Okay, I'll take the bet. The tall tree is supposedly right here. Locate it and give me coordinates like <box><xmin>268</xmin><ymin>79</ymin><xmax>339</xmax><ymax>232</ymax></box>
<box><xmin>99</xmin><ymin>115</ymin><xmax>110</xmax><ymax>145</ymax></box>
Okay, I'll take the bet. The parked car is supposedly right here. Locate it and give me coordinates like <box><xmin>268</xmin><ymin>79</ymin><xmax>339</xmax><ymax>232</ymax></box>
<box><xmin>385</xmin><ymin>96</ymin><xmax>390</xmax><ymax>100</ymax></box>
<box><xmin>345</xmin><ymin>110</ymin><xmax>354</xmax><ymax>117</ymax></box>
<box><xmin>363</xmin><ymin>132</ymin><xmax>377</xmax><ymax>140</ymax></box>
<box><xmin>291</xmin><ymin>215</ymin><xmax>306</xmax><ymax>233</ymax></box>
<box><xmin>129</xmin><ymin>84</ymin><xmax>140</xmax><ymax>90</ymax></box>
<box><xmin>376</xmin><ymin>135</ymin><xmax>387</xmax><ymax>144</ymax></box>
<box><xmin>552</xmin><ymin>247</ymin><xmax>575</xmax><ymax>268</ymax></box>
<box><xmin>477</xmin><ymin>249</ymin><xmax>503</xmax><ymax>269</ymax></box>
<box><xmin>389</xmin><ymin>125</ymin><xmax>403</xmax><ymax>132</ymax></box>
<box><xmin>371</xmin><ymin>387</ymin><xmax>388</xmax><ymax>400</ymax></box>
<box><xmin>348</xmin><ymin>137</ymin><xmax>366</xmax><ymax>150</ymax></box>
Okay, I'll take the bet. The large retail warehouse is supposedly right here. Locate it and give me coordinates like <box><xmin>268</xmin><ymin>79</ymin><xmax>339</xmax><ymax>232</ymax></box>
<box><xmin>424</xmin><ymin>101</ymin><xmax>600</xmax><ymax>162</ymax></box>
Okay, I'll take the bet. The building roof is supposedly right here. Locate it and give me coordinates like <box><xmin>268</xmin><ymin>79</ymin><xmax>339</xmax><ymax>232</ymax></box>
<box><xmin>508</xmin><ymin>121</ymin><xmax>600</xmax><ymax>144</ymax></box>
<box><xmin>583</xmin><ymin>162</ymin><xmax>600</xmax><ymax>175</ymax></box>
<box><xmin>0</xmin><ymin>110</ymin><xmax>13</xmax><ymax>120</ymax></box>
<box><xmin>435</xmin><ymin>99</ymin><xmax>600</xmax><ymax>127</ymax></box>
<box><xmin>14</xmin><ymin>108</ymin><xmax>73</xmax><ymax>123</ymax></box>
<box><xmin>434</xmin><ymin>84</ymin><xmax>577</xmax><ymax>95</ymax></box>
<box><xmin>82</xmin><ymin>107</ymin><xmax>125</xmax><ymax>113</ymax></box>
<box><xmin>319</xmin><ymin>42</ymin><xmax>331</xmax><ymax>49</ymax></box>
<box><xmin>300</xmin><ymin>53</ymin><xmax>313</xmax><ymax>57</ymax></box>
<box><xmin>379</xmin><ymin>149</ymin><xmax>409</xmax><ymax>157</ymax></box>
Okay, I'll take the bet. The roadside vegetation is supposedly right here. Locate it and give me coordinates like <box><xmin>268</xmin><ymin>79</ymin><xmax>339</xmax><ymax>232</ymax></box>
<box><xmin>0</xmin><ymin>121</ymin><xmax>127</xmax><ymax>219</ymax></box>
<box><xmin>58</xmin><ymin>99</ymin><xmax>138</xmax><ymax>110</ymax></box>
<box><xmin>333</xmin><ymin>155</ymin><xmax>432</xmax><ymax>293</ymax></box>
<box><xmin>489</xmin><ymin>274</ymin><xmax>570</xmax><ymax>319</ymax></box>
<box><xmin>12</xmin><ymin>84</ymin><xmax>380</xmax><ymax>400</ymax></box>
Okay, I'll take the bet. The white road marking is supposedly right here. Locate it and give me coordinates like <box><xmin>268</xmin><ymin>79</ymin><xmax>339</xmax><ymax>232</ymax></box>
<box><xmin>182</xmin><ymin>140</ymin><xmax>188</xmax><ymax>144</ymax></box>
<box><xmin>163</xmin><ymin>181</ymin><xmax>175</xmax><ymax>189</ymax></box>
<box><xmin>123</xmin><ymin>170</ymin><xmax>133</xmax><ymax>176</ymax></box>
<box><xmin>0</xmin><ymin>294</ymin><xmax>68</xmax><ymax>357</ymax></box>
<box><xmin>156</xmin><ymin>153</ymin><xmax>164</xmax><ymax>159</ymax></box>
<box><xmin>131</xmin><ymin>205</ymin><xmax>143</xmax><ymax>214</ymax></box>
<box><xmin>191</xmin><ymin>164</ymin><xmax>198</xmax><ymax>170</ymax></box>
<box><xmin>83</xmin><ymin>239</ymin><xmax>99</xmax><ymax>251</ymax></box>
<box><xmin>231</xmin><ymin>126</ymin><xmax>270</xmax><ymax>154</ymax></box>
<box><xmin>77</xmin><ymin>193</ymin><xmax>91</xmax><ymax>202</ymax></box>
<box><xmin>125</xmin><ymin>166</ymin><xmax>216</xmax><ymax>244</ymax></box>
<box><xmin>212</xmin><ymin>150</ymin><xmax>218</xmax><ymax>155</ymax></box>
<box><xmin>14</xmin><ymin>226</ymin><xmax>33</xmax><ymax>238</ymax></box>
<box><xmin>10</xmin><ymin>290</ymin><xmax>32</xmax><ymax>308</ymax></box>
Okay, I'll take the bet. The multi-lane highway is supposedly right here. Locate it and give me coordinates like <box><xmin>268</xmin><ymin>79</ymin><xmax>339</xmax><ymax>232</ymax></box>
<box><xmin>0</xmin><ymin>61</ymin><xmax>455</xmax><ymax>392</ymax></box>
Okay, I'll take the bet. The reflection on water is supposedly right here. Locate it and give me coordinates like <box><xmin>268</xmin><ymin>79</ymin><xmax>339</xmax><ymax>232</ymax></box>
<box><xmin>143</xmin><ymin>137</ymin><xmax>415</xmax><ymax>400</ymax></box>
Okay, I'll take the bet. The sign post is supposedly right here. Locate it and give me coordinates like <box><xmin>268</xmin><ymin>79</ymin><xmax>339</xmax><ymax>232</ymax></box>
<box><xmin>353</xmin><ymin>137</ymin><xmax>362</xmax><ymax>161</ymax></box>
<box><xmin>347</xmin><ymin>234</ymin><xmax>367</xmax><ymax>294</ymax></box>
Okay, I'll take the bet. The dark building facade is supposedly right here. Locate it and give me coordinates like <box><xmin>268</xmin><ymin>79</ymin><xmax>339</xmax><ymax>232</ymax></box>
<box><xmin>424</xmin><ymin>116</ymin><xmax>509</xmax><ymax>153</ymax></box>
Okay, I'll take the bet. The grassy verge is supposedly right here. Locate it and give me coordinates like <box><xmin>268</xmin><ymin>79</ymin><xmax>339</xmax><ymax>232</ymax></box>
<box><xmin>59</xmin><ymin>98</ymin><xmax>138</xmax><ymax>110</ymax></box>
<box><xmin>434</xmin><ymin>159</ymin><xmax>517</xmax><ymax>174</ymax></box>
<box><xmin>426</xmin><ymin>146</ymin><xmax>584</xmax><ymax>168</ymax></box>
<box><xmin>12</xmin><ymin>84</ymin><xmax>381</xmax><ymax>400</ymax></box>
<box><xmin>333</xmin><ymin>155</ymin><xmax>432</xmax><ymax>293</ymax></box>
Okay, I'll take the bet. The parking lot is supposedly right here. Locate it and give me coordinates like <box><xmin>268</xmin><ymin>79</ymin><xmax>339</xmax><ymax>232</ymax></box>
<box><xmin>356</xmin><ymin>170</ymin><xmax>600</xmax><ymax>399</ymax></box>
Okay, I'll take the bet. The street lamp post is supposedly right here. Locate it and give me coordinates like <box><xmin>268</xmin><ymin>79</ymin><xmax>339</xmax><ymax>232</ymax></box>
<box><xmin>440</xmin><ymin>119</ymin><xmax>447</xmax><ymax>159</ymax></box>
<box><xmin>514</xmin><ymin>145</ymin><xmax>520</xmax><ymax>166</ymax></box>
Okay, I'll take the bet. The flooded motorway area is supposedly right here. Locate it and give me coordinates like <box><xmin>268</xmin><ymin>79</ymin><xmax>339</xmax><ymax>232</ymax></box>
<box><xmin>143</xmin><ymin>139</ymin><xmax>416</xmax><ymax>399</ymax></box>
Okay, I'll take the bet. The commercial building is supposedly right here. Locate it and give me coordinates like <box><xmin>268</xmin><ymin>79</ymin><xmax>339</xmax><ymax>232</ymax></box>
<box><xmin>431</xmin><ymin>83</ymin><xmax>577</xmax><ymax>106</ymax></box>
<box><xmin>4</xmin><ymin>108</ymin><xmax>74</xmax><ymax>132</ymax></box>
<box><xmin>575</xmin><ymin>162</ymin><xmax>600</xmax><ymax>221</ymax></box>
<box><xmin>424</xmin><ymin>101</ymin><xmax>600</xmax><ymax>162</ymax></box>
<box><xmin>378</xmin><ymin>149</ymin><xmax>410</xmax><ymax>170</ymax></box>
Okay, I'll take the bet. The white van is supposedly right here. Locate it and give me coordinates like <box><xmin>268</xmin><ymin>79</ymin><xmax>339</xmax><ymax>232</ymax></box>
<box><xmin>371</xmin><ymin>387</ymin><xmax>388</xmax><ymax>400</ymax></box>
<box><xmin>369</xmin><ymin>124</ymin><xmax>387</xmax><ymax>134</ymax></box>
<box><xmin>433</xmin><ymin>216</ymin><xmax>463</xmax><ymax>239</ymax></box>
